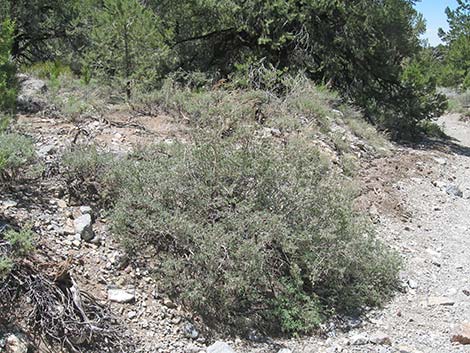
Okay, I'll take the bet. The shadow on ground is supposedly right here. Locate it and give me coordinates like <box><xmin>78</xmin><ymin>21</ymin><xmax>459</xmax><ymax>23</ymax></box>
<box><xmin>400</xmin><ymin>131</ymin><xmax>470</xmax><ymax>158</ymax></box>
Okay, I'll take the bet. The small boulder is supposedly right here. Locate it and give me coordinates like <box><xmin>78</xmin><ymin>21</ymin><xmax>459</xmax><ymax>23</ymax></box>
<box><xmin>397</xmin><ymin>346</ymin><xmax>423</xmax><ymax>353</ymax></box>
<box><xmin>407</xmin><ymin>279</ymin><xmax>418</xmax><ymax>289</ymax></box>
<box><xmin>349</xmin><ymin>333</ymin><xmax>369</xmax><ymax>346</ymax></box>
<box><xmin>73</xmin><ymin>214</ymin><xmax>94</xmax><ymax>241</ymax></box>
<box><xmin>163</xmin><ymin>297</ymin><xmax>177</xmax><ymax>309</ymax></box>
<box><xmin>37</xmin><ymin>143</ymin><xmax>56</xmax><ymax>157</ymax></box>
<box><xmin>1</xmin><ymin>200</ymin><xmax>18</xmax><ymax>209</ymax></box>
<box><xmin>278</xmin><ymin>349</ymin><xmax>292</xmax><ymax>353</ymax></box>
<box><xmin>433</xmin><ymin>157</ymin><xmax>447</xmax><ymax>166</ymax></box>
<box><xmin>446</xmin><ymin>184</ymin><xmax>463</xmax><ymax>198</ymax></box>
<box><xmin>182</xmin><ymin>323</ymin><xmax>199</xmax><ymax>339</ymax></box>
<box><xmin>451</xmin><ymin>322</ymin><xmax>470</xmax><ymax>345</ymax></box>
<box><xmin>107</xmin><ymin>287</ymin><xmax>135</xmax><ymax>303</ymax></box>
<box><xmin>16</xmin><ymin>75</ymin><xmax>48</xmax><ymax>113</ymax></box>
<box><xmin>80</xmin><ymin>205</ymin><xmax>93</xmax><ymax>215</ymax></box>
<box><xmin>370</xmin><ymin>332</ymin><xmax>392</xmax><ymax>346</ymax></box>
<box><xmin>127</xmin><ymin>310</ymin><xmax>137</xmax><ymax>319</ymax></box>
<box><xmin>207</xmin><ymin>341</ymin><xmax>235</xmax><ymax>353</ymax></box>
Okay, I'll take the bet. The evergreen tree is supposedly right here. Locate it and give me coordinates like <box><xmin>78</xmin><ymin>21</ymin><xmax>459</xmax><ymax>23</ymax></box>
<box><xmin>439</xmin><ymin>0</ymin><xmax>470</xmax><ymax>88</ymax></box>
<box><xmin>84</xmin><ymin>0</ymin><xmax>170</xmax><ymax>98</ymax></box>
<box><xmin>0</xmin><ymin>19</ymin><xmax>16</xmax><ymax>114</ymax></box>
<box><xmin>153</xmin><ymin>0</ymin><xmax>444</xmax><ymax>137</ymax></box>
<box><xmin>0</xmin><ymin>0</ymin><xmax>79</xmax><ymax>62</ymax></box>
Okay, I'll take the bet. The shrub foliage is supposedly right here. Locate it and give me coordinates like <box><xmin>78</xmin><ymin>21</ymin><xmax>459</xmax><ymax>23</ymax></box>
<box><xmin>0</xmin><ymin>227</ymin><xmax>34</xmax><ymax>279</ymax></box>
<box><xmin>0</xmin><ymin>132</ymin><xmax>35</xmax><ymax>180</ymax></box>
<box><xmin>108</xmin><ymin>129</ymin><xmax>400</xmax><ymax>334</ymax></box>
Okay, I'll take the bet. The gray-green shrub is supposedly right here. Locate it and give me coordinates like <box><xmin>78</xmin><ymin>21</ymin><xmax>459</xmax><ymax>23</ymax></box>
<box><xmin>61</xmin><ymin>146</ymin><xmax>115</xmax><ymax>204</ymax></box>
<box><xmin>109</xmin><ymin>130</ymin><xmax>400</xmax><ymax>334</ymax></box>
<box><xmin>0</xmin><ymin>227</ymin><xmax>35</xmax><ymax>279</ymax></box>
<box><xmin>0</xmin><ymin>133</ymin><xmax>35</xmax><ymax>180</ymax></box>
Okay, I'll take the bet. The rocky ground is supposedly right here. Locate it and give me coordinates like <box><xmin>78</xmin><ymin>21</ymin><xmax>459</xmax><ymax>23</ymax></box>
<box><xmin>2</xmin><ymin>78</ymin><xmax>470</xmax><ymax>353</ymax></box>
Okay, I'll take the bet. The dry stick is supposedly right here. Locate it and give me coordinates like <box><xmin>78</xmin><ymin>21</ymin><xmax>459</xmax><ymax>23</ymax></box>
<box><xmin>0</xmin><ymin>258</ymin><xmax>130</xmax><ymax>353</ymax></box>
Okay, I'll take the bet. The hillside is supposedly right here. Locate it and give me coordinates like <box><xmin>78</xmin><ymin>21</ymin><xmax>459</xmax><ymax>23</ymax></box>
<box><xmin>1</xmin><ymin>1</ymin><xmax>470</xmax><ymax>352</ymax></box>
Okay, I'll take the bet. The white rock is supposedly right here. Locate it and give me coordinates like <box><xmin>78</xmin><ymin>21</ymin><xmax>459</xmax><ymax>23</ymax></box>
<box><xmin>17</xmin><ymin>75</ymin><xmax>48</xmax><ymax>113</ymax></box>
<box><xmin>397</xmin><ymin>345</ymin><xmax>423</xmax><ymax>353</ymax></box>
<box><xmin>423</xmin><ymin>296</ymin><xmax>455</xmax><ymax>307</ymax></box>
<box><xmin>127</xmin><ymin>310</ymin><xmax>137</xmax><ymax>319</ymax></box>
<box><xmin>433</xmin><ymin>157</ymin><xmax>447</xmax><ymax>165</ymax></box>
<box><xmin>408</xmin><ymin>279</ymin><xmax>418</xmax><ymax>289</ymax></box>
<box><xmin>37</xmin><ymin>143</ymin><xmax>55</xmax><ymax>157</ymax></box>
<box><xmin>446</xmin><ymin>184</ymin><xmax>463</xmax><ymax>197</ymax></box>
<box><xmin>183</xmin><ymin>323</ymin><xmax>199</xmax><ymax>339</ymax></box>
<box><xmin>108</xmin><ymin>288</ymin><xmax>135</xmax><ymax>303</ymax></box>
<box><xmin>278</xmin><ymin>349</ymin><xmax>293</xmax><ymax>353</ymax></box>
<box><xmin>349</xmin><ymin>333</ymin><xmax>369</xmax><ymax>345</ymax></box>
<box><xmin>1</xmin><ymin>200</ymin><xmax>18</xmax><ymax>209</ymax></box>
<box><xmin>74</xmin><ymin>214</ymin><xmax>94</xmax><ymax>241</ymax></box>
<box><xmin>57</xmin><ymin>199</ymin><xmax>68</xmax><ymax>208</ymax></box>
<box><xmin>207</xmin><ymin>341</ymin><xmax>236</xmax><ymax>353</ymax></box>
<box><xmin>80</xmin><ymin>205</ymin><xmax>92</xmax><ymax>215</ymax></box>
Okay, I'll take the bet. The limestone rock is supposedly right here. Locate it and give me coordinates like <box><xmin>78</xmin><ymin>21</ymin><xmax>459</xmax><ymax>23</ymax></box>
<box><xmin>349</xmin><ymin>333</ymin><xmax>369</xmax><ymax>345</ymax></box>
<box><xmin>207</xmin><ymin>341</ymin><xmax>235</xmax><ymax>353</ymax></box>
<box><xmin>17</xmin><ymin>74</ymin><xmax>48</xmax><ymax>113</ymax></box>
<box><xmin>446</xmin><ymin>184</ymin><xmax>463</xmax><ymax>198</ymax></box>
<box><xmin>182</xmin><ymin>323</ymin><xmax>199</xmax><ymax>339</ymax></box>
<box><xmin>74</xmin><ymin>214</ymin><xmax>94</xmax><ymax>241</ymax></box>
<box><xmin>424</xmin><ymin>296</ymin><xmax>455</xmax><ymax>307</ymax></box>
<box><xmin>80</xmin><ymin>205</ymin><xmax>93</xmax><ymax>215</ymax></box>
<box><xmin>397</xmin><ymin>346</ymin><xmax>423</xmax><ymax>353</ymax></box>
<box><xmin>108</xmin><ymin>287</ymin><xmax>135</xmax><ymax>303</ymax></box>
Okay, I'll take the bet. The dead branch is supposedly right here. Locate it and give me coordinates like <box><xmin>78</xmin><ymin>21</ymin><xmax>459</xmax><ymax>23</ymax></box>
<box><xmin>0</xmin><ymin>251</ymin><xmax>132</xmax><ymax>353</ymax></box>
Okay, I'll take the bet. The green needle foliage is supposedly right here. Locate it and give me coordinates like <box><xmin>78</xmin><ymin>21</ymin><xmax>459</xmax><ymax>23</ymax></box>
<box><xmin>439</xmin><ymin>0</ymin><xmax>470</xmax><ymax>89</ymax></box>
<box><xmin>0</xmin><ymin>18</ymin><xmax>16</xmax><ymax>114</ymax></box>
<box><xmin>83</xmin><ymin>0</ymin><xmax>171</xmax><ymax>98</ymax></box>
<box><xmin>1</xmin><ymin>0</ymin><xmax>450</xmax><ymax>137</ymax></box>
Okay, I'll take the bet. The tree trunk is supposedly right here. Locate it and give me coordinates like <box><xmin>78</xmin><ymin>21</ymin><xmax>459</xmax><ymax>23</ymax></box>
<box><xmin>123</xmin><ymin>23</ymin><xmax>131</xmax><ymax>100</ymax></box>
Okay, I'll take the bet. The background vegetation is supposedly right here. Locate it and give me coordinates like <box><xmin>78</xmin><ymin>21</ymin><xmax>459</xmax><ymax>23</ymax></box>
<box><xmin>0</xmin><ymin>0</ymin><xmax>461</xmax><ymax>138</ymax></box>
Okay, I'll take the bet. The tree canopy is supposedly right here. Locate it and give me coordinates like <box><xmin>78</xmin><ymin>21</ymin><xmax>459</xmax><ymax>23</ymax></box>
<box><xmin>439</xmin><ymin>0</ymin><xmax>470</xmax><ymax>88</ymax></box>
<box><xmin>0</xmin><ymin>0</ymin><xmax>453</xmax><ymax>137</ymax></box>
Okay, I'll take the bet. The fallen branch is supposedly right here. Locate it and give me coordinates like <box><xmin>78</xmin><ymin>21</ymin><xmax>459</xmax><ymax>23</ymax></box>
<box><xmin>0</xmin><ymin>255</ymin><xmax>132</xmax><ymax>353</ymax></box>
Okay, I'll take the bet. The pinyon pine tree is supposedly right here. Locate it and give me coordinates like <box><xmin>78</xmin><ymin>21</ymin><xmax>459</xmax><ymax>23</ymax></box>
<box><xmin>84</xmin><ymin>0</ymin><xmax>171</xmax><ymax>98</ymax></box>
<box><xmin>439</xmin><ymin>0</ymin><xmax>470</xmax><ymax>88</ymax></box>
<box><xmin>0</xmin><ymin>18</ymin><xmax>16</xmax><ymax>114</ymax></box>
